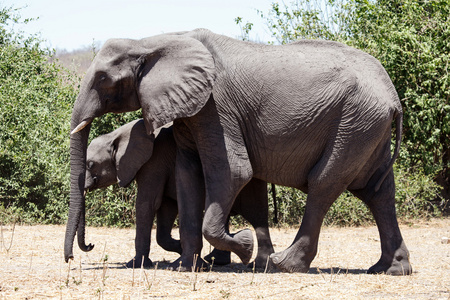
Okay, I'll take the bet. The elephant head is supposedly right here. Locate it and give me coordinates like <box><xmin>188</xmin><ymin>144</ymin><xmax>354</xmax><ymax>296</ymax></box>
<box><xmin>85</xmin><ymin>119</ymin><xmax>155</xmax><ymax>191</ymax></box>
<box><xmin>64</xmin><ymin>31</ymin><xmax>216</xmax><ymax>262</ymax></box>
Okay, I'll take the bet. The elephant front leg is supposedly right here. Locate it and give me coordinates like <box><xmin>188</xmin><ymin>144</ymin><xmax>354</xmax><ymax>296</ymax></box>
<box><xmin>235</xmin><ymin>178</ymin><xmax>274</xmax><ymax>269</ymax></box>
<box><xmin>204</xmin><ymin>216</ymin><xmax>232</xmax><ymax>266</ymax></box>
<box><xmin>203</xmin><ymin>207</ymin><xmax>254</xmax><ymax>265</ymax></box>
<box><xmin>126</xmin><ymin>193</ymin><xmax>154</xmax><ymax>269</ymax></box>
<box><xmin>167</xmin><ymin>148</ymin><xmax>206</xmax><ymax>272</ymax></box>
<box><xmin>200</xmin><ymin>144</ymin><xmax>255</xmax><ymax>265</ymax></box>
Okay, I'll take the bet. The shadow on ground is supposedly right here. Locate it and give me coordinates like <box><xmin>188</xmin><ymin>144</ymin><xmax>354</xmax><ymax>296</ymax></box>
<box><xmin>78</xmin><ymin>260</ymin><xmax>367</xmax><ymax>275</ymax></box>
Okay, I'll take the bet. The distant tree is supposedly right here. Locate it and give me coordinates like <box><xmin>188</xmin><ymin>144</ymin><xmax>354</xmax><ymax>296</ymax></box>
<box><xmin>236</xmin><ymin>0</ymin><xmax>349</xmax><ymax>43</ymax></box>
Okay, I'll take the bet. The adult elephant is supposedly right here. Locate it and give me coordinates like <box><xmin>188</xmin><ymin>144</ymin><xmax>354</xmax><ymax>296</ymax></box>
<box><xmin>65</xmin><ymin>29</ymin><xmax>411</xmax><ymax>275</ymax></box>
<box><xmin>85</xmin><ymin>119</ymin><xmax>274</xmax><ymax>269</ymax></box>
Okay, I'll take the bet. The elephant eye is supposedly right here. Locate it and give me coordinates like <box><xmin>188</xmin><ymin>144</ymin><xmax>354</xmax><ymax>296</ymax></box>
<box><xmin>96</xmin><ymin>71</ymin><xmax>108</xmax><ymax>83</ymax></box>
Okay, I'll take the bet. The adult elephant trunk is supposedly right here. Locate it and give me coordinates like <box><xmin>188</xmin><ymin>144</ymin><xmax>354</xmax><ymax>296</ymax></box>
<box><xmin>64</xmin><ymin>102</ymin><xmax>95</xmax><ymax>262</ymax></box>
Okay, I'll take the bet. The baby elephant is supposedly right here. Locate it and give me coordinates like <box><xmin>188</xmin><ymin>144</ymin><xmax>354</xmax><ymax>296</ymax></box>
<box><xmin>85</xmin><ymin>119</ymin><xmax>274</xmax><ymax>269</ymax></box>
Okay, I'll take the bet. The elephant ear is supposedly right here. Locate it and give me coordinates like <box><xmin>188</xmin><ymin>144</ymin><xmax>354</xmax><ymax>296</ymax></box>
<box><xmin>114</xmin><ymin>120</ymin><xmax>155</xmax><ymax>187</ymax></box>
<box><xmin>134</xmin><ymin>34</ymin><xmax>216</xmax><ymax>134</ymax></box>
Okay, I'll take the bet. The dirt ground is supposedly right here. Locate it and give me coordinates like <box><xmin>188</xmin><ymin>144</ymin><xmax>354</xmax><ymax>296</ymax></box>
<box><xmin>1</xmin><ymin>218</ymin><xmax>449</xmax><ymax>299</ymax></box>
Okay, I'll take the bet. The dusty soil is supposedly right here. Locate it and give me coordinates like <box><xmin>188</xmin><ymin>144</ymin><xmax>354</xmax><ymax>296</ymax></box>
<box><xmin>1</xmin><ymin>219</ymin><xmax>449</xmax><ymax>299</ymax></box>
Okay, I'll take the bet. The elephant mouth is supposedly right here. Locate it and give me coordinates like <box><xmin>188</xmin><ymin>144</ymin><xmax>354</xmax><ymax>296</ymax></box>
<box><xmin>84</xmin><ymin>179</ymin><xmax>118</xmax><ymax>192</ymax></box>
<box><xmin>84</xmin><ymin>187</ymin><xmax>94</xmax><ymax>193</ymax></box>
<box><xmin>84</xmin><ymin>176</ymin><xmax>97</xmax><ymax>192</ymax></box>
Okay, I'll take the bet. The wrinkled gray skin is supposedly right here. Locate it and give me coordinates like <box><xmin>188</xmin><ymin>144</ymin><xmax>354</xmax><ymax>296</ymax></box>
<box><xmin>66</xmin><ymin>29</ymin><xmax>411</xmax><ymax>275</ymax></box>
<box><xmin>85</xmin><ymin>119</ymin><xmax>274</xmax><ymax>269</ymax></box>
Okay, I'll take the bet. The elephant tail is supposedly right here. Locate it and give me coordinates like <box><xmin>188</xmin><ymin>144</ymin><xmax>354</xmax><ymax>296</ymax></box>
<box><xmin>271</xmin><ymin>183</ymin><xmax>278</xmax><ymax>224</ymax></box>
<box><xmin>374</xmin><ymin>111</ymin><xmax>403</xmax><ymax>192</ymax></box>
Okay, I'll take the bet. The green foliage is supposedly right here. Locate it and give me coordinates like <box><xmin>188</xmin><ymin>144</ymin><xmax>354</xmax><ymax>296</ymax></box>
<box><xmin>86</xmin><ymin>184</ymin><xmax>136</xmax><ymax>228</ymax></box>
<box><xmin>0</xmin><ymin>6</ymin><xmax>140</xmax><ymax>225</ymax></box>
<box><xmin>234</xmin><ymin>17</ymin><xmax>253</xmax><ymax>41</ymax></box>
<box><xmin>394</xmin><ymin>165</ymin><xmax>442</xmax><ymax>219</ymax></box>
<box><xmin>236</xmin><ymin>0</ymin><xmax>350</xmax><ymax>44</ymax></box>
<box><xmin>0</xmin><ymin>6</ymin><xmax>77</xmax><ymax>223</ymax></box>
<box><xmin>262</xmin><ymin>0</ymin><xmax>347</xmax><ymax>43</ymax></box>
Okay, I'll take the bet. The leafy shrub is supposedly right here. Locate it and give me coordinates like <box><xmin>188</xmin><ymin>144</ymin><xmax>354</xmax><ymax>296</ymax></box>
<box><xmin>86</xmin><ymin>184</ymin><xmax>137</xmax><ymax>228</ymax></box>
<box><xmin>0</xmin><ymin>7</ymin><xmax>76</xmax><ymax>223</ymax></box>
<box><xmin>0</xmin><ymin>6</ymin><xmax>140</xmax><ymax>225</ymax></box>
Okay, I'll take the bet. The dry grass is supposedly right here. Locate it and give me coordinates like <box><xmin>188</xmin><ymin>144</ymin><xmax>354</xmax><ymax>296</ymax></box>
<box><xmin>1</xmin><ymin>219</ymin><xmax>449</xmax><ymax>299</ymax></box>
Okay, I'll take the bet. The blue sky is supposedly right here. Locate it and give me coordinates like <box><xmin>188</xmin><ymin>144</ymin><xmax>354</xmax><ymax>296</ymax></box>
<box><xmin>1</xmin><ymin>0</ymin><xmax>276</xmax><ymax>51</ymax></box>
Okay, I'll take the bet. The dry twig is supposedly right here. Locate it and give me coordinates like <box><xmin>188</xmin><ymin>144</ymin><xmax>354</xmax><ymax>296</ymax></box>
<box><xmin>0</xmin><ymin>222</ymin><xmax>16</xmax><ymax>255</ymax></box>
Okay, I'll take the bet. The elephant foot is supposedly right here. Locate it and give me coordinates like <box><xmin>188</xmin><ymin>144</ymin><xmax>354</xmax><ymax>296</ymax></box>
<box><xmin>368</xmin><ymin>249</ymin><xmax>412</xmax><ymax>276</ymax></box>
<box><xmin>230</xmin><ymin>229</ymin><xmax>254</xmax><ymax>265</ymax></box>
<box><xmin>270</xmin><ymin>249</ymin><xmax>310</xmax><ymax>273</ymax></box>
<box><xmin>204</xmin><ymin>248</ymin><xmax>231</xmax><ymax>266</ymax></box>
<box><xmin>167</xmin><ymin>255</ymin><xmax>208</xmax><ymax>272</ymax></box>
<box><xmin>252</xmin><ymin>255</ymin><xmax>275</xmax><ymax>271</ymax></box>
<box><xmin>251</xmin><ymin>244</ymin><xmax>275</xmax><ymax>270</ymax></box>
<box><xmin>126</xmin><ymin>256</ymin><xmax>153</xmax><ymax>269</ymax></box>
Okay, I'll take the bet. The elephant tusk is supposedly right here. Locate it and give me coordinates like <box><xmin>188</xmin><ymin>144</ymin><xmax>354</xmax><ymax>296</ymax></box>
<box><xmin>71</xmin><ymin>119</ymin><xmax>93</xmax><ymax>135</ymax></box>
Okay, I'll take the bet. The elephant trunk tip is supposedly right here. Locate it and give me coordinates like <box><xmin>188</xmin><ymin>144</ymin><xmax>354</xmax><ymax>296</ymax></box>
<box><xmin>80</xmin><ymin>243</ymin><xmax>95</xmax><ymax>253</ymax></box>
<box><xmin>65</xmin><ymin>253</ymin><xmax>74</xmax><ymax>263</ymax></box>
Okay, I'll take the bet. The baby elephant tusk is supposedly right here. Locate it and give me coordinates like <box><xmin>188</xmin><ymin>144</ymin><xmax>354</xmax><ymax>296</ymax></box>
<box><xmin>71</xmin><ymin>119</ymin><xmax>93</xmax><ymax>135</ymax></box>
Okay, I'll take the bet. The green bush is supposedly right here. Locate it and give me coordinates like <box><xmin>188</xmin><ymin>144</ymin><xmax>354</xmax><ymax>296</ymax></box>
<box><xmin>0</xmin><ymin>6</ymin><xmax>140</xmax><ymax>226</ymax></box>
<box><xmin>86</xmin><ymin>184</ymin><xmax>137</xmax><ymax>228</ymax></box>
<box><xmin>0</xmin><ymin>7</ymin><xmax>76</xmax><ymax>223</ymax></box>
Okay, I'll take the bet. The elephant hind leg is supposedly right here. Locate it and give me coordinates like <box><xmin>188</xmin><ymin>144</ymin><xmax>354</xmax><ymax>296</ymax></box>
<box><xmin>350</xmin><ymin>170</ymin><xmax>412</xmax><ymax>275</ymax></box>
<box><xmin>270</xmin><ymin>139</ymin><xmax>365</xmax><ymax>272</ymax></box>
<box><xmin>270</xmin><ymin>183</ymin><xmax>346</xmax><ymax>273</ymax></box>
